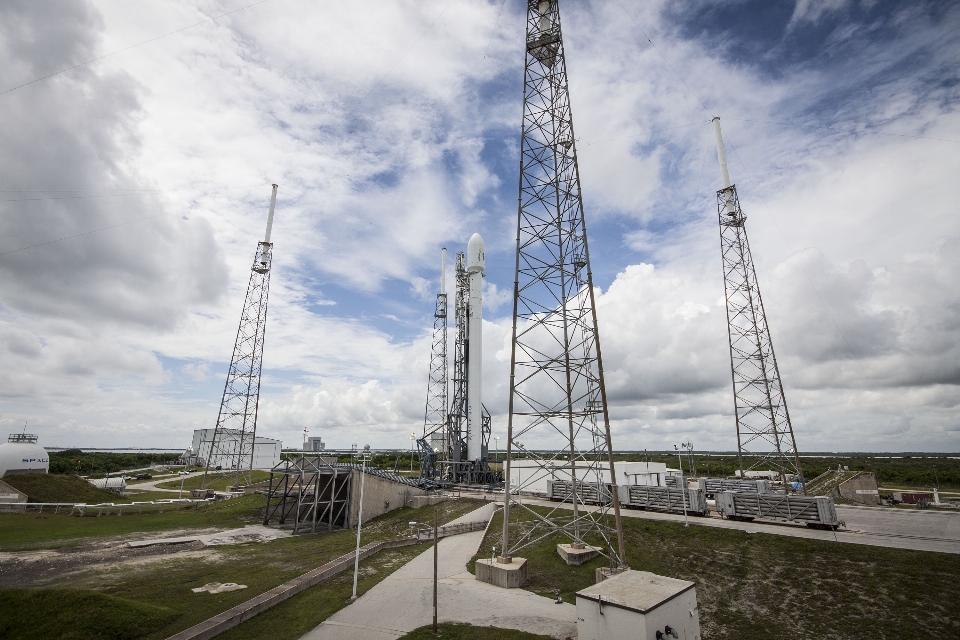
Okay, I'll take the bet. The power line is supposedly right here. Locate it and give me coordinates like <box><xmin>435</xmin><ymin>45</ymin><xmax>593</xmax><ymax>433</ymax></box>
<box><xmin>612</xmin><ymin>0</ymin><xmax>711</xmax><ymax>115</ymax></box>
<box><xmin>0</xmin><ymin>0</ymin><xmax>272</xmax><ymax>97</ymax></box>
<box><xmin>725</xmin><ymin>117</ymin><xmax>960</xmax><ymax>144</ymax></box>
<box><xmin>0</xmin><ymin>213</ymin><xmax>167</xmax><ymax>257</ymax></box>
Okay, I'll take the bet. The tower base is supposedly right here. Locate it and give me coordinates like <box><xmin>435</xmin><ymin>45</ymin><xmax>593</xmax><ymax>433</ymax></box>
<box><xmin>557</xmin><ymin>543</ymin><xmax>600</xmax><ymax>566</ymax></box>
<box><xmin>476</xmin><ymin>557</ymin><xmax>527</xmax><ymax>588</ymax></box>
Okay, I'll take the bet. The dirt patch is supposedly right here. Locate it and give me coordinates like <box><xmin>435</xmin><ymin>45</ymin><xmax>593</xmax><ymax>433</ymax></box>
<box><xmin>0</xmin><ymin>536</ymin><xmax>221</xmax><ymax>587</ymax></box>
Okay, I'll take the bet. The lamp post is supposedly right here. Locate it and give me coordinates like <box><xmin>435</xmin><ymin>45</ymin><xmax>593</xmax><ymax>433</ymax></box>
<box><xmin>674</xmin><ymin>445</ymin><xmax>688</xmax><ymax>527</ymax></box>
<box><xmin>350</xmin><ymin>446</ymin><xmax>371</xmax><ymax>601</ymax></box>
<box><xmin>410</xmin><ymin>432</ymin><xmax>416</xmax><ymax>474</ymax></box>
<box><xmin>494</xmin><ymin>436</ymin><xmax>500</xmax><ymax>464</ymax></box>
<box><xmin>407</xmin><ymin>509</ymin><xmax>440</xmax><ymax>632</ymax></box>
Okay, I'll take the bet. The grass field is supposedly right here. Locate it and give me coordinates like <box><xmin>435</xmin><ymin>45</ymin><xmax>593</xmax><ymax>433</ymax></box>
<box><xmin>0</xmin><ymin>589</ymin><xmax>178</xmax><ymax>640</ymax></box>
<box><xmin>470</xmin><ymin>508</ymin><xmax>960</xmax><ymax>640</ymax></box>
<box><xmin>3</xmin><ymin>474</ymin><xmax>127</xmax><ymax>504</ymax></box>
<box><xmin>1</xmin><ymin>498</ymin><xmax>486</xmax><ymax>640</ymax></box>
<box><xmin>155</xmin><ymin>470</ymin><xmax>272</xmax><ymax>492</ymax></box>
<box><xmin>401</xmin><ymin>624</ymin><xmax>553</xmax><ymax>639</ymax></box>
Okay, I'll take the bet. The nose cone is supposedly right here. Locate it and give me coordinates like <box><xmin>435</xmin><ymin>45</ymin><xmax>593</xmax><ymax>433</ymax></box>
<box><xmin>467</xmin><ymin>233</ymin><xmax>485</xmax><ymax>273</ymax></box>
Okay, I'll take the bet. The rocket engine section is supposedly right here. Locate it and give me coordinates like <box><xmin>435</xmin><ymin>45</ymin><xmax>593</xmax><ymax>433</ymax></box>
<box><xmin>466</xmin><ymin>233</ymin><xmax>484</xmax><ymax>463</ymax></box>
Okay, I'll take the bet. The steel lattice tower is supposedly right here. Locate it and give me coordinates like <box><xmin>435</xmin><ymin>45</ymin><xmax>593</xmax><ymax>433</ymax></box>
<box><xmin>202</xmin><ymin>185</ymin><xmax>279</xmax><ymax>489</ymax></box>
<box><xmin>712</xmin><ymin>118</ymin><xmax>804</xmax><ymax>489</ymax></box>
<box><xmin>419</xmin><ymin>249</ymin><xmax>448</xmax><ymax>480</ymax></box>
<box><xmin>500</xmin><ymin>0</ymin><xmax>626</xmax><ymax>566</ymax></box>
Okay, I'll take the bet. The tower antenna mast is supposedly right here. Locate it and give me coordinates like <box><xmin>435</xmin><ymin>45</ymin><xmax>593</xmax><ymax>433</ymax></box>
<box><xmin>202</xmin><ymin>184</ymin><xmax>278</xmax><ymax>489</ymax></box>
<box><xmin>712</xmin><ymin>118</ymin><xmax>805</xmax><ymax>491</ymax></box>
<box><xmin>500</xmin><ymin>0</ymin><xmax>626</xmax><ymax>567</ymax></box>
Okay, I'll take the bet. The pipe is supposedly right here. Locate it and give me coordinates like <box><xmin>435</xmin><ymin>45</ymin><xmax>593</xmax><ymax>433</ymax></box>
<box><xmin>712</xmin><ymin>118</ymin><xmax>736</xmax><ymax>216</ymax></box>
<box><xmin>466</xmin><ymin>233</ymin><xmax>485</xmax><ymax>462</ymax></box>
<box><xmin>441</xmin><ymin>247</ymin><xmax>447</xmax><ymax>296</ymax></box>
<box><xmin>264</xmin><ymin>184</ymin><xmax>279</xmax><ymax>243</ymax></box>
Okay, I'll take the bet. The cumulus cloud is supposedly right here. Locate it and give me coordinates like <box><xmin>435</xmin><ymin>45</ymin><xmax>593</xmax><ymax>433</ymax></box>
<box><xmin>0</xmin><ymin>0</ymin><xmax>956</xmax><ymax>454</ymax></box>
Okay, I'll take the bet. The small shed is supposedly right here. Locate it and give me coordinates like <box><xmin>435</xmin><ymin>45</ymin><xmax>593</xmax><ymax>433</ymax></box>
<box><xmin>576</xmin><ymin>570</ymin><xmax>701</xmax><ymax>640</ymax></box>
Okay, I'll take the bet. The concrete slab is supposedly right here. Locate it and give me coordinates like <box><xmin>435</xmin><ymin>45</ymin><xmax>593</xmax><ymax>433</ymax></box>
<box><xmin>557</xmin><ymin>543</ymin><xmax>600</xmax><ymax>566</ymax></box>
<box><xmin>475</xmin><ymin>557</ymin><xmax>528</xmax><ymax>588</ymax></box>
<box><xmin>128</xmin><ymin>525</ymin><xmax>290</xmax><ymax>548</ymax></box>
<box><xmin>300</xmin><ymin>503</ymin><xmax>576</xmax><ymax>640</ymax></box>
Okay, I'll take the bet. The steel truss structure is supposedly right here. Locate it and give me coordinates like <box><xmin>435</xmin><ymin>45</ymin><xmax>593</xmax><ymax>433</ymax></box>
<box><xmin>420</xmin><ymin>283</ymin><xmax>448</xmax><ymax>481</ymax></box>
<box><xmin>501</xmin><ymin>0</ymin><xmax>625</xmax><ymax>566</ymax></box>
<box><xmin>202</xmin><ymin>187</ymin><xmax>278</xmax><ymax>489</ymax></box>
<box><xmin>420</xmin><ymin>252</ymin><xmax>495</xmax><ymax>485</ymax></box>
<box><xmin>263</xmin><ymin>456</ymin><xmax>351</xmax><ymax>533</ymax></box>
<box><xmin>717</xmin><ymin>185</ymin><xmax>804</xmax><ymax>488</ymax></box>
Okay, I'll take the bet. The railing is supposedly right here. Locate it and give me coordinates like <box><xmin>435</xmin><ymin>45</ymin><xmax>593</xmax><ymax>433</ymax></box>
<box><xmin>0</xmin><ymin>498</ymin><xmax>214</xmax><ymax>516</ymax></box>
<box><xmin>413</xmin><ymin>520</ymin><xmax>487</xmax><ymax>542</ymax></box>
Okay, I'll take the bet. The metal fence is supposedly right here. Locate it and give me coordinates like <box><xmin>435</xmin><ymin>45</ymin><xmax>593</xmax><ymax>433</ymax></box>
<box><xmin>0</xmin><ymin>498</ymin><xmax>213</xmax><ymax>517</ymax></box>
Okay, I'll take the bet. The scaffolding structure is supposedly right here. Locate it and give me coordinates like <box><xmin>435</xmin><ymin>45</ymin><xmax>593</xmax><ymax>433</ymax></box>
<box><xmin>419</xmin><ymin>251</ymin><xmax>495</xmax><ymax>485</ymax></box>
<box><xmin>420</xmin><ymin>250</ymin><xmax>448</xmax><ymax>482</ymax></box>
<box><xmin>500</xmin><ymin>0</ymin><xmax>626</xmax><ymax>566</ymax></box>
<box><xmin>713</xmin><ymin>118</ymin><xmax>804</xmax><ymax>489</ymax></box>
<box><xmin>262</xmin><ymin>455</ymin><xmax>351</xmax><ymax>533</ymax></box>
<box><xmin>202</xmin><ymin>185</ymin><xmax>278</xmax><ymax>489</ymax></box>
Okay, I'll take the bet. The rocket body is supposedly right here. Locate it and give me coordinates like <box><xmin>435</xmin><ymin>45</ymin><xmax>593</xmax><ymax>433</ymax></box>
<box><xmin>466</xmin><ymin>233</ymin><xmax>485</xmax><ymax>462</ymax></box>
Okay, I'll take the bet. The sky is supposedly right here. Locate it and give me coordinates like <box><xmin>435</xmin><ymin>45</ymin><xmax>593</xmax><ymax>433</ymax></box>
<box><xmin>0</xmin><ymin>0</ymin><xmax>957</xmax><ymax>453</ymax></box>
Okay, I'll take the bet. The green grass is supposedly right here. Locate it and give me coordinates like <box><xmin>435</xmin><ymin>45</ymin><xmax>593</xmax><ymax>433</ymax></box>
<box><xmin>155</xmin><ymin>470</ymin><xmax>272</xmax><ymax>492</ymax></box>
<box><xmin>0</xmin><ymin>588</ymin><xmax>179</xmax><ymax>640</ymax></box>
<box><xmin>0</xmin><ymin>494</ymin><xmax>263</xmax><ymax>551</ymax></box>
<box><xmin>1</xmin><ymin>498</ymin><xmax>486</xmax><ymax>640</ymax></box>
<box><xmin>472</xmin><ymin>508</ymin><xmax>960</xmax><ymax>640</ymax></box>
<box><xmin>3</xmin><ymin>474</ymin><xmax>127</xmax><ymax>504</ymax></box>
<box><xmin>401</xmin><ymin>623</ymin><xmax>554</xmax><ymax>639</ymax></box>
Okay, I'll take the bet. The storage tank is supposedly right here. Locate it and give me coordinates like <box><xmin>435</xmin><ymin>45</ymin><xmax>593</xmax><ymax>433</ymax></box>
<box><xmin>0</xmin><ymin>433</ymin><xmax>50</xmax><ymax>478</ymax></box>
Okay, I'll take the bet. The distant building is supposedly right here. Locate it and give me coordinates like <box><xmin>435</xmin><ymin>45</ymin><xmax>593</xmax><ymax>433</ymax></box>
<box><xmin>0</xmin><ymin>434</ymin><xmax>49</xmax><ymax>478</ymax></box>
<box><xmin>304</xmin><ymin>437</ymin><xmax>325</xmax><ymax>452</ymax></box>
<box><xmin>189</xmin><ymin>429</ymin><xmax>281</xmax><ymax>470</ymax></box>
<box><xmin>509</xmin><ymin>460</ymin><xmax>679</xmax><ymax>494</ymax></box>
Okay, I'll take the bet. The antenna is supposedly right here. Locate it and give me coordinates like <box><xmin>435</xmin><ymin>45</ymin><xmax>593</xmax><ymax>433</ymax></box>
<box><xmin>499</xmin><ymin>0</ymin><xmax>626</xmax><ymax>567</ymax></box>
<box><xmin>202</xmin><ymin>184</ymin><xmax>279</xmax><ymax>489</ymax></box>
<box><xmin>712</xmin><ymin>119</ymin><xmax>804</xmax><ymax>491</ymax></box>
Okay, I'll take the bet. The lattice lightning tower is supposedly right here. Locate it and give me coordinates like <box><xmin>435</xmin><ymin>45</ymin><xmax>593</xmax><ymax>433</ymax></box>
<box><xmin>712</xmin><ymin>118</ymin><xmax>804</xmax><ymax>489</ymax></box>
<box><xmin>202</xmin><ymin>184</ymin><xmax>279</xmax><ymax>489</ymax></box>
<box><xmin>420</xmin><ymin>249</ymin><xmax>448</xmax><ymax>480</ymax></box>
<box><xmin>500</xmin><ymin>0</ymin><xmax>626</xmax><ymax>566</ymax></box>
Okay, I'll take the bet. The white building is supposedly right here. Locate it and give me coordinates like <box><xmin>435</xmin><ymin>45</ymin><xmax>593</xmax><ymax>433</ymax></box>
<box><xmin>190</xmin><ymin>429</ymin><xmax>281</xmax><ymax>470</ymax></box>
<box><xmin>0</xmin><ymin>434</ymin><xmax>49</xmax><ymax>478</ymax></box>
<box><xmin>304</xmin><ymin>437</ymin><xmax>325</xmax><ymax>452</ymax></box>
<box><xmin>509</xmin><ymin>459</ymin><xmax>681</xmax><ymax>494</ymax></box>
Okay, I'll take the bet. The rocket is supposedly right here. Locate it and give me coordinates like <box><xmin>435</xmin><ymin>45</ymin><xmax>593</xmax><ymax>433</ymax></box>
<box><xmin>466</xmin><ymin>233</ymin><xmax>484</xmax><ymax>462</ymax></box>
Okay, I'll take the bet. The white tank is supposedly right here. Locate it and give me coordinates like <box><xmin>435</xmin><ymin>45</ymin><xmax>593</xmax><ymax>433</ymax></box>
<box><xmin>0</xmin><ymin>434</ymin><xmax>50</xmax><ymax>478</ymax></box>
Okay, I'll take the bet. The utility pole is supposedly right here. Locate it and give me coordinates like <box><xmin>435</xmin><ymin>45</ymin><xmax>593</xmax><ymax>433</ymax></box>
<box><xmin>202</xmin><ymin>184</ymin><xmax>278</xmax><ymax>489</ymax></box>
<box><xmin>350</xmin><ymin>449</ymin><xmax>368</xmax><ymax>602</ymax></box>
<box><xmin>674</xmin><ymin>445</ymin><xmax>688</xmax><ymax>527</ymax></box>
<box><xmin>433</xmin><ymin>507</ymin><xmax>439</xmax><ymax>632</ymax></box>
<box><xmin>712</xmin><ymin>118</ymin><xmax>805</xmax><ymax>493</ymax></box>
<box><xmin>501</xmin><ymin>0</ymin><xmax>626</xmax><ymax>567</ymax></box>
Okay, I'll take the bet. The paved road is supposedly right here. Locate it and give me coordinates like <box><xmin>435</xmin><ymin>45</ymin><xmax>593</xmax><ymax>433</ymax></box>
<box><xmin>461</xmin><ymin>491</ymin><xmax>960</xmax><ymax>555</ymax></box>
<box><xmin>300</xmin><ymin>503</ymin><xmax>577</xmax><ymax>640</ymax></box>
<box><xmin>127</xmin><ymin>471</ymin><xmax>205</xmax><ymax>494</ymax></box>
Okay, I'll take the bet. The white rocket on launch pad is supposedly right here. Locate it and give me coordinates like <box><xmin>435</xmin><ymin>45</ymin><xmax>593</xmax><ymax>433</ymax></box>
<box><xmin>466</xmin><ymin>232</ymin><xmax>484</xmax><ymax>463</ymax></box>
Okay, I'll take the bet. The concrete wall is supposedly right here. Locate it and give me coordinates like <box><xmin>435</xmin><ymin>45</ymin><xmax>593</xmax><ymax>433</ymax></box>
<box><xmin>0</xmin><ymin>479</ymin><xmax>26</xmax><ymax>506</ymax></box>
<box><xmin>838</xmin><ymin>472</ymin><xmax>880</xmax><ymax>506</ymax></box>
<box><xmin>347</xmin><ymin>470</ymin><xmax>427</xmax><ymax>527</ymax></box>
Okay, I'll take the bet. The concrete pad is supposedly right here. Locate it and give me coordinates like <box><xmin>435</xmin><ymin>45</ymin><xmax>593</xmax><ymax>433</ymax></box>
<box><xmin>128</xmin><ymin>525</ymin><xmax>290</xmax><ymax>548</ymax></box>
<box><xmin>557</xmin><ymin>543</ymin><xmax>600</xmax><ymax>566</ymax></box>
<box><xmin>300</xmin><ymin>503</ymin><xmax>576</xmax><ymax>640</ymax></box>
<box><xmin>476</xmin><ymin>557</ymin><xmax>528</xmax><ymax>588</ymax></box>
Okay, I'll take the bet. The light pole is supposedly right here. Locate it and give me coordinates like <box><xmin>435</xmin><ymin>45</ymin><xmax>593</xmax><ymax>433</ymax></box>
<box><xmin>407</xmin><ymin>510</ymin><xmax>440</xmax><ymax>632</ymax></box>
<box><xmin>410</xmin><ymin>432</ymin><xmax>416</xmax><ymax>474</ymax></box>
<box><xmin>494</xmin><ymin>436</ymin><xmax>500</xmax><ymax>464</ymax></box>
<box><xmin>179</xmin><ymin>472</ymin><xmax>186</xmax><ymax>500</ymax></box>
<box><xmin>674</xmin><ymin>445</ymin><xmax>688</xmax><ymax>527</ymax></box>
<box><xmin>350</xmin><ymin>446</ymin><xmax>371</xmax><ymax>601</ymax></box>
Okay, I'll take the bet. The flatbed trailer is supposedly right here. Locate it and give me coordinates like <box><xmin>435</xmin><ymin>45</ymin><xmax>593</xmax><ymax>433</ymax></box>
<box><xmin>715</xmin><ymin>491</ymin><xmax>841</xmax><ymax>529</ymax></box>
<box><xmin>618</xmin><ymin>485</ymin><xmax>708</xmax><ymax>516</ymax></box>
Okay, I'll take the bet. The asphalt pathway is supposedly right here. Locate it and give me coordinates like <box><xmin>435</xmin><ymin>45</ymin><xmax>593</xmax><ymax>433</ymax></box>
<box><xmin>300</xmin><ymin>502</ymin><xmax>577</xmax><ymax>640</ymax></box>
